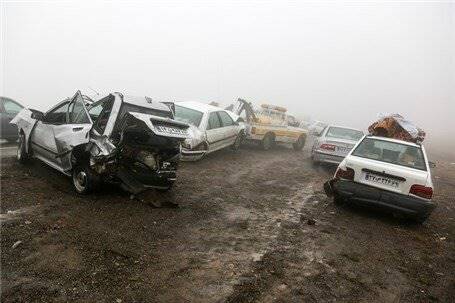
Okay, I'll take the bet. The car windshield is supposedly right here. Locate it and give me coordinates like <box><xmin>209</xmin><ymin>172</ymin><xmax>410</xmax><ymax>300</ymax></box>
<box><xmin>174</xmin><ymin>105</ymin><xmax>203</xmax><ymax>127</ymax></box>
<box><xmin>352</xmin><ymin>138</ymin><xmax>427</xmax><ymax>171</ymax></box>
<box><xmin>326</xmin><ymin>127</ymin><xmax>363</xmax><ymax>141</ymax></box>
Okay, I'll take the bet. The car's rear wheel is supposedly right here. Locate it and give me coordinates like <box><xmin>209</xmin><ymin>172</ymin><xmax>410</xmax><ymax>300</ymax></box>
<box><xmin>17</xmin><ymin>133</ymin><xmax>29</xmax><ymax>164</ymax></box>
<box><xmin>72</xmin><ymin>165</ymin><xmax>99</xmax><ymax>194</ymax></box>
<box><xmin>261</xmin><ymin>133</ymin><xmax>274</xmax><ymax>151</ymax></box>
<box><xmin>293</xmin><ymin>135</ymin><xmax>306</xmax><ymax>151</ymax></box>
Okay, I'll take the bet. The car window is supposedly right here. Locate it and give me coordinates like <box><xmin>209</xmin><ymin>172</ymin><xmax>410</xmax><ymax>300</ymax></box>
<box><xmin>218</xmin><ymin>111</ymin><xmax>234</xmax><ymax>127</ymax></box>
<box><xmin>326</xmin><ymin>127</ymin><xmax>363</xmax><ymax>141</ymax></box>
<box><xmin>174</xmin><ymin>105</ymin><xmax>204</xmax><ymax>127</ymax></box>
<box><xmin>89</xmin><ymin>98</ymin><xmax>114</xmax><ymax>133</ymax></box>
<box><xmin>207</xmin><ymin>112</ymin><xmax>222</xmax><ymax>130</ymax></box>
<box><xmin>44</xmin><ymin>101</ymin><xmax>70</xmax><ymax>124</ymax></box>
<box><xmin>69</xmin><ymin>97</ymin><xmax>91</xmax><ymax>124</ymax></box>
<box><xmin>3</xmin><ymin>99</ymin><xmax>23</xmax><ymax>114</ymax></box>
<box><xmin>352</xmin><ymin>137</ymin><xmax>426</xmax><ymax>171</ymax></box>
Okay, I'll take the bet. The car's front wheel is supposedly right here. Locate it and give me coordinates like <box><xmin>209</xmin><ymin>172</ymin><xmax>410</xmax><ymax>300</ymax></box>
<box><xmin>231</xmin><ymin>131</ymin><xmax>244</xmax><ymax>151</ymax></box>
<box><xmin>72</xmin><ymin>165</ymin><xmax>100</xmax><ymax>194</ymax></box>
<box><xmin>17</xmin><ymin>133</ymin><xmax>29</xmax><ymax>164</ymax></box>
<box><xmin>261</xmin><ymin>133</ymin><xmax>274</xmax><ymax>150</ymax></box>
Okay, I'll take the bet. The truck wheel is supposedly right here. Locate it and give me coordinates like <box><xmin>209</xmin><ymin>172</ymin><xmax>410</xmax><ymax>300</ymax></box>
<box><xmin>293</xmin><ymin>135</ymin><xmax>306</xmax><ymax>151</ymax></box>
<box><xmin>231</xmin><ymin>131</ymin><xmax>244</xmax><ymax>151</ymax></box>
<box><xmin>17</xmin><ymin>133</ymin><xmax>29</xmax><ymax>164</ymax></box>
<box><xmin>72</xmin><ymin>165</ymin><xmax>99</xmax><ymax>194</ymax></box>
<box><xmin>261</xmin><ymin>133</ymin><xmax>274</xmax><ymax>151</ymax></box>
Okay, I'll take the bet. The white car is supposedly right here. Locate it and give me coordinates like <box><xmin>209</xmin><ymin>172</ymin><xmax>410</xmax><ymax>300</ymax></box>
<box><xmin>324</xmin><ymin>135</ymin><xmax>435</xmax><ymax>223</ymax></box>
<box><xmin>311</xmin><ymin>125</ymin><xmax>364</xmax><ymax>164</ymax></box>
<box><xmin>174</xmin><ymin>101</ymin><xmax>246</xmax><ymax>161</ymax></box>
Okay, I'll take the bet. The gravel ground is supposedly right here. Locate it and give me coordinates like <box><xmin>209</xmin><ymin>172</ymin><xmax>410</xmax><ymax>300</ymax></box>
<box><xmin>1</xmin><ymin>143</ymin><xmax>454</xmax><ymax>302</ymax></box>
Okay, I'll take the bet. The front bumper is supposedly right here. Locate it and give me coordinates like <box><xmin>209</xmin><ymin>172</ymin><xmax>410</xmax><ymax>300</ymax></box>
<box><xmin>312</xmin><ymin>151</ymin><xmax>345</xmax><ymax>164</ymax></box>
<box><xmin>180</xmin><ymin>149</ymin><xmax>206</xmax><ymax>161</ymax></box>
<box><xmin>324</xmin><ymin>179</ymin><xmax>436</xmax><ymax>218</ymax></box>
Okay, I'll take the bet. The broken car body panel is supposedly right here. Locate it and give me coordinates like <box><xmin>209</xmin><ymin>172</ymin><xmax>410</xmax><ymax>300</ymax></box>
<box><xmin>11</xmin><ymin>91</ymin><xmax>189</xmax><ymax>193</ymax></box>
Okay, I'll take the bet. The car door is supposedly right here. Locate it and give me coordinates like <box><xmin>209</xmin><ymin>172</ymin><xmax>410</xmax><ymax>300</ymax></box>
<box><xmin>206</xmin><ymin>111</ymin><xmax>224</xmax><ymax>152</ymax></box>
<box><xmin>0</xmin><ymin>97</ymin><xmax>23</xmax><ymax>140</ymax></box>
<box><xmin>31</xmin><ymin>91</ymin><xmax>92</xmax><ymax>171</ymax></box>
<box><xmin>217</xmin><ymin>111</ymin><xmax>238</xmax><ymax>148</ymax></box>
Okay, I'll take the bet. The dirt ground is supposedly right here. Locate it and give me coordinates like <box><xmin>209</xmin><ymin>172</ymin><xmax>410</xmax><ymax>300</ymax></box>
<box><xmin>1</xmin><ymin>142</ymin><xmax>454</xmax><ymax>303</ymax></box>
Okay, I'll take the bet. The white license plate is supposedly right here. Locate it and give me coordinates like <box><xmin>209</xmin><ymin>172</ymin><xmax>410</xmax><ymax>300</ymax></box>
<box><xmin>336</xmin><ymin>146</ymin><xmax>350</xmax><ymax>153</ymax></box>
<box><xmin>364</xmin><ymin>172</ymin><xmax>400</xmax><ymax>188</ymax></box>
<box><xmin>155</xmin><ymin>125</ymin><xmax>187</xmax><ymax>136</ymax></box>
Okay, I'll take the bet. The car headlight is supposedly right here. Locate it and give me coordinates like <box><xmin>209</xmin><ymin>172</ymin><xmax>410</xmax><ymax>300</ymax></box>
<box><xmin>181</xmin><ymin>140</ymin><xmax>191</xmax><ymax>149</ymax></box>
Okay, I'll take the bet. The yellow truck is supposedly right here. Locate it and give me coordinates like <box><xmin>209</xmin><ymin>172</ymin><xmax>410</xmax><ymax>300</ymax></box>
<box><xmin>230</xmin><ymin>98</ymin><xmax>308</xmax><ymax>151</ymax></box>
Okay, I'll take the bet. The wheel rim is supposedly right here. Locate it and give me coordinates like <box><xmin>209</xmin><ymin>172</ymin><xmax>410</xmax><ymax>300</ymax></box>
<box><xmin>73</xmin><ymin>171</ymin><xmax>88</xmax><ymax>192</ymax></box>
<box><xmin>17</xmin><ymin>135</ymin><xmax>23</xmax><ymax>160</ymax></box>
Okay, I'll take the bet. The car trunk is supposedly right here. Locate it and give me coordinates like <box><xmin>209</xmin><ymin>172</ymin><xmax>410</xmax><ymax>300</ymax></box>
<box><xmin>346</xmin><ymin>155</ymin><xmax>429</xmax><ymax>196</ymax></box>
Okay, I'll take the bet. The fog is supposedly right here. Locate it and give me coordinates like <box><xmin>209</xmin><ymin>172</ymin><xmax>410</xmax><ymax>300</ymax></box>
<box><xmin>1</xmin><ymin>1</ymin><xmax>454</xmax><ymax>155</ymax></box>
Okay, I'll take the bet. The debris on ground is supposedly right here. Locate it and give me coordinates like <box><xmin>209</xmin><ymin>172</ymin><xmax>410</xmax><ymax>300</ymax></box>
<box><xmin>11</xmin><ymin>241</ymin><xmax>22</xmax><ymax>249</ymax></box>
<box><xmin>307</xmin><ymin>218</ymin><xmax>316</xmax><ymax>225</ymax></box>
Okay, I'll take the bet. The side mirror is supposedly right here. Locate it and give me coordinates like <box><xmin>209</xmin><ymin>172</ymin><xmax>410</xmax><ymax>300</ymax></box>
<box><xmin>429</xmin><ymin>161</ymin><xmax>436</xmax><ymax>168</ymax></box>
<box><xmin>30</xmin><ymin>109</ymin><xmax>45</xmax><ymax>121</ymax></box>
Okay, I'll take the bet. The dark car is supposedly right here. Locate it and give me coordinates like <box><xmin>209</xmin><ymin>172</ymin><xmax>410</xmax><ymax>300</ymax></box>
<box><xmin>0</xmin><ymin>97</ymin><xmax>24</xmax><ymax>142</ymax></box>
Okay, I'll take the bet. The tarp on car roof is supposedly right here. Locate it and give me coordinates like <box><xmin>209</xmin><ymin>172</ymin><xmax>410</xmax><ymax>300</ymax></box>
<box><xmin>368</xmin><ymin>114</ymin><xmax>425</xmax><ymax>143</ymax></box>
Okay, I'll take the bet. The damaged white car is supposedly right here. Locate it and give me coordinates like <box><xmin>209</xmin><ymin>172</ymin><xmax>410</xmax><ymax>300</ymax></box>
<box><xmin>174</xmin><ymin>101</ymin><xmax>246</xmax><ymax>161</ymax></box>
<box><xmin>11</xmin><ymin>91</ymin><xmax>189</xmax><ymax>194</ymax></box>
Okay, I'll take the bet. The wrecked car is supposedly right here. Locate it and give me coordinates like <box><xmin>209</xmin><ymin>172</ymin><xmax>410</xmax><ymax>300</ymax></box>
<box><xmin>174</xmin><ymin>101</ymin><xmax>246</xmax><ymax>161</ymax></box>
<box><xmin>324</xmin><ymin>135</ymin><xmax>435</xmax><ymax>223</ymax></box>
<box><xmin>11</xmin><ymin>91</ymin><xmax>189</xmax><ymax>194</ymax></box>
<box><xmin>229</xmin><ymin>98</ymin><xmax>307</xmax><ymax>151</ymax></box>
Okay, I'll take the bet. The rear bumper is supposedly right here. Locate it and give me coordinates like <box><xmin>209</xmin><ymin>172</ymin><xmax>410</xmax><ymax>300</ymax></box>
<box><xmin>312</xmin><ymin>151</ymin><xmax>345</xmax><ymax>164</ymax></box>
<box><xmin>325</xmin><ymin>179</ymin><xmax>436</xmax><ymax>218</ymax></box>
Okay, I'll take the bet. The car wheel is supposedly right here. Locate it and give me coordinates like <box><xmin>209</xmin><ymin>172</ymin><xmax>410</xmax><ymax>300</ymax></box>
<box><xmin>413</xmin><ymin>215</ymin><xmax>429</xmax><ymax>224</ymax></box>
<box><xmin>72</xmin><ymin>165</ymin><xmax>99</xmax><ymax>194</ymax></box>
<box><xmin>293</xmin><ymin>135</ymin><xmax>306</xmax><ymax>151</ymax></box>
<box><xmin>231</xmin><ymin>132</ymin><xmax>244</xmax><ymax>151</ymax></box>
<box><xmin>333</xmin><ymin>194</ymin><xmax>344</xmax><ymax>205</ymax></box>
<box><xmin>17</xmin><ymin>133</ymin><xmax>29</xmax><ymax>164</ymax></box>
<box><xmin>261</xmin><ymin>133</ymin><xmax>274</xmax><ymax>151</ymax></box>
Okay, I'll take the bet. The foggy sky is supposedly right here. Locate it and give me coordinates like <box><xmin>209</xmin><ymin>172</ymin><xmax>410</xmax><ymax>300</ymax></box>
<box><xmin>1</xmin><ymin>1</ymin><xmax>454</xmax><ymax>149</ymax></box>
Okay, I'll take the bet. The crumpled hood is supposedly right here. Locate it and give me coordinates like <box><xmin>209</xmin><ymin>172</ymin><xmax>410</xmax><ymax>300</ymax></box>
<box><xmin>184</xmin><ymin>124</ymin><xmax>206</xmax><ymax>149</ymax></box>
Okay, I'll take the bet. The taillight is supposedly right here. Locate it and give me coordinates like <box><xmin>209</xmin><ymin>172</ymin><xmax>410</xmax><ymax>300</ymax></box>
<box><xmin>410</xmin><ymin>184</ymin><xmax>433</xmax><ymax>199</ymax></box>
<box><xmin>319</xmin><ymin>143</ymin><xmax>336</xmax><ymax>151</ymax></box>
<box><xmin>335</xmin><ymin>167</ymin><xmax>355</xmax><ymax>180</ymax></box>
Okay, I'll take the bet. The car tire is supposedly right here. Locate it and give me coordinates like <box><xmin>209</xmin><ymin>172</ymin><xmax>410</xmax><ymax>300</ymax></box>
<box><xmin>17</xmin><ymin>132</ymin><xmax>29</xmax><ymax>164</ymax></box>
<box><xmin>231</xmin><ymin>132</ymin><xmax>244</xmax><ymax>151</ymax></box>
<box><xmin>413</xmin><ymin>215</ymin><xmax>429</xmax><ymax>224</ymax></box>
<box><xmin>333</xmin><ymin>194</ymin><xmax>344</xmax><ymax>205</ymax></box>
<box><xmin>72</xmin><ymin>164</ymin><xmax>100</xmax><ymax>194</ymax></box>
<box><xmin>261</xmin><ymin>133</ymin><xmax>274</xmax><ymax>151</ymax></box>
<box><xmin>293</xmin><ymin>135</ymin><xmax>306</xmax><ymax>151</ymax></box>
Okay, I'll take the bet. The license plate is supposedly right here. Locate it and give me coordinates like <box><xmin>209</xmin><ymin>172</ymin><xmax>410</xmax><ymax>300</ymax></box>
<box><xmin>336</xmin><ymin>146</ymin><xmax>350</xmax><ymax>153</ymax></box>
<box><xmin>364</xmin><ymin>172</ymin><xmax>400</xmax><ymax>188</ymax></box>
<box><xmin>155</xmin><ymin>125</ymin><xmax>187</xmax><ymax>136</ymax></box>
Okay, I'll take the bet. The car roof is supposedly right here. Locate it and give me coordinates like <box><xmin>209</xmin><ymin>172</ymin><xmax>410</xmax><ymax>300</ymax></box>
<box><xmin>327</xmin><ymin>125</ymin><xmax>363</xmax><ymax>132</ymax></box>
<box><xmin>365</xmin><ymin>135</ymin><xmax>422</xmax><ymax>148</ymax></box>
<box><xmin>175</xmin><ymin>101</ymin><xmax>223</xmax><ymax>113</ymax></box>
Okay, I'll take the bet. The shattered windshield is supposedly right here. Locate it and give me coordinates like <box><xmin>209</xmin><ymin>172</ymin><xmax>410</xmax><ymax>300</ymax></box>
<box><xmin>174</xmin><ymin>105</ymin><xmax>203</xmax><ymax>127</ymax></box>
<box><xmin>326</xmin><ymin>127</ymin><xmax>363</xmax><ymax>141</ymax></box>
<box><xmin>352</xmin><ymin>138</ymin><xmax>426</xmax><ymax>171</ymax></box>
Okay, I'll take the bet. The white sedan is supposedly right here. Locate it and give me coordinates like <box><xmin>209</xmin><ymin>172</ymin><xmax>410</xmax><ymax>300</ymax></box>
<box><xmin>174</xmin><ymin>101</ymin><xmax>246</xmax><ymax>161</ymax></box>
<box><xmin>324</xmin><ymin>135</ymin><xmax>435</xmax><ymax>223</ymax></box>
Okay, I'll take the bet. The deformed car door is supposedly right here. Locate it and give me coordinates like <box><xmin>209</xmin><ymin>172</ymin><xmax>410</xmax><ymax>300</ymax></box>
<box><xmin>217</xmin><ymin>111</ymin><xmax>238</xmax><ymax>148</ymax></box>
<box><xmin>31</xmin><ymin>91</ymin><xmax>92</xmax><ymax>172</ymax></box>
